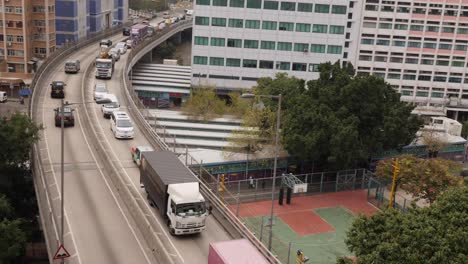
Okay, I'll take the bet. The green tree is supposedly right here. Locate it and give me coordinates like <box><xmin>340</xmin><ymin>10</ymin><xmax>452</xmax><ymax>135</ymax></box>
<box><xmin>182</xmin><ymin>86</ymin><xmax>227</xmax><ymax>121</ymax></box>
<box><xmin>256</xmin><ymin>62</ymin><xmax>423</xmax><ymax>169</ymax></box>
<box><xmin>342</xmin><ymin>186</ymin><xmax>468</xmax><ymax>264</ymax></box>
<box><xmin>0</xmin><ymin>195</ymin><xmax>27</xmax><ymax>263</ymax></box>
<box><xmin>154</xmin><ymin>42</ymin><xmax>176</xmax><ymax>60</ymax></box>
<box><xmin>375</xmin><ymin>156</ymin><xmax>461</xmax><ymax>204</ymax></box>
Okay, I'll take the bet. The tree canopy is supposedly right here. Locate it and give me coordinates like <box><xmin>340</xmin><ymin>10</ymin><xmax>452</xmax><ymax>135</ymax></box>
<box><xmin>0</xmin><ymin>195</ymin><xmax>27</xmax><ymax>262</ymax></box>
<box><xmin>182</xmin><ymin>86</ymin><xmax>227</xmax><ymax>122</ymax></box>
<box><xmin>255</xmin><ymin>62</ymin><xmax>423</xmax><ymax>169</ymax></box>
<box><xmin>343</xmin><ymin>186</ymin><xmax>468</xmax><ymax>264</ymax></box>
<box><xmin>375</xmin><ymin>156</ymin><xmax>462</xmax><ymax>204</ymax></box>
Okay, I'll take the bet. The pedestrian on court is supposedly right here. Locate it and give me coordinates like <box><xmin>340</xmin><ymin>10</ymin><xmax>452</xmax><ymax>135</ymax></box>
<box><xmin>249</xmin><ymin>176</ymin><xmax>255</xmax><ymax>189</ymax></box>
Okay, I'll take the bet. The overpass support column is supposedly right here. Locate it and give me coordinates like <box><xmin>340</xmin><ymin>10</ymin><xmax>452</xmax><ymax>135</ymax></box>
<box><xmin>141</xmin><ymin>50</ymin><xmax>153</xmax><ymax>63</ymax></box>
<box><xmin>172</xmin><ymin>32</ymin><xmax>182</xmax><ymax>45</ymax></box>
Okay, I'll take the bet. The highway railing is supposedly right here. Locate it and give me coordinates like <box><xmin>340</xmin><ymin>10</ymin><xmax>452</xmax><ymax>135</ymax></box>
<box><xmin>29</xmin><ymin>24</ymin><xmax>129</xmax><ymax>262</ymax></box>
<box><xmin>121</xmin><ymin>21</ymin><xmax>281</xmax><ymax>263</ymax></box>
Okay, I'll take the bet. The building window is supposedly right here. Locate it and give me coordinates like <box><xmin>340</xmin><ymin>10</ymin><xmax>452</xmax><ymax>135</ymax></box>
<box><xmin>16</xmin><ymin>36</ymin><xmax>23</xmax><ymax>43</ymax></box>
<box><xmin>410</xmin><ymin>25</ymin><xmax>424</xmax><ymax>31</ymax></box>
<box><xmin>213</xmin><ymin>0</ymin><xmax>228</xmax><ymax>6</ymax></box>
<box><xmin>247</xmin><ymin>0</ymin><xmax>262</xmax><ymax>8</ymax></box>
<box><xmin>279</xmin><ymin>22</ymin><xmax>294</xmax><ymax>31</ymax></box>
<box><xmin>363</xmin><ymin>22</ymin><xmax>376</xmax><ymax>28</ymax></box>
<box><xmin>195</xmin><ymin>16</ymin><xmax>210</xmax><ymax>25</ymax></box>
<box><xmin>196</xmin><ymin>0</ymin><xmax>210</xmax><ymax>5</ymax></box>
<box><xmin>394</xmin><ymin>24</ymin><xmax>408</xmax><ymax>30</ymax></box>
<box><xmin>393</xmin><ymin>41</ymin><xmax>405</xmax><ymax>47</ymax></box>
<box><xmin>408</xmin><ymin>42</ymin><xmax>421</xmax><ymax>48</ymax></box>
<box><xmin>34</xmin><ymin>47</ymin><xmax>47</xmax><ymax>54</ymax></box>
<box><xmin>210</xmin><ymin>57</ymin><xmax>225</xmax><ymax>66</ymax></box>
<box><xmin>297</xmin><ymin>3</ymin><xmax>312</xmax><ymax>12</ymax></box>
<box><xmin>423</xmin><ymin>42</ymin><xmax>436</xmax><ymax>49</ymax></box>
<box><xmin>211</xmin><ymin>37</ymin><xmax>225</xmax><ymax>46</ymax></box>
<box><xmin>426</xmin><ymin>26</ymin><xmax>439</xmax><ymax>32</ymax></box>
<box><xmin>312</xmin><ymin>24</ymin><xmax>327</xmax><ymax>33</ymax></box>
<box><xmin>308</xmin><ymin>64</ymin><xmax>320</xmax><ymax>72</ymax></box>
<box><xmin>442</xmin><ymin>27</ymin><xmax>455</xmax><ymax>33</ymax></box>
<box><xmin>245</xmin><ymin>20</ymin><xmax>260</xmax><ymax>29</ymax></box>
<box><xmin>433</xmin><ymin>76</ymin><xmax>447</xmax><ymax>82</ymax></box>
<box><xmin>416</xmin><ymin>91</ymin><xmax>429</xmax><ymax>97</ymax></box>
<box><xmin>280</xmin><ymin>2</ymin><xmax>295</xmax><ymax>11</ymax></box>
<box><xmin>226</xmin><ymin>58</ymin><xmax>241</xmax><ymax>67</ymax></box>
<box><xmin>431</xmin><ymin>92</ymin><xmax>444</xmax><ymax>98</ymax></box>
<box><xmin>259</xmin><ymin>60</ymin><xmax>274</xmax><ymax>69</ymax></box>
<box><xmin>15</xmin><ymin>21</ymin><xmax>23</xmax><ymax>28</ymax></box>
<box><xmin>244</xmin><ymin>39</ymin><xmax>259</xmax><ymax>49</ymax></box>
<box><xmin>315</xmin><ymin>4</ymin><xmax>330</xmax><ymax>13</ymax></box>
<box><xmin>292</xmin><ymin>63</ymin><xmax>307</xmax><ymax>71</ymax></box>
<box><xmin>294</xmin><ymin>43</ymin><xmax>308</xmax><ymax>52</ymax></box>
<box><xmin>295</xmin><ymin>23</ymin><xmax>311</xmax><ymax>32</ymax></box>
<box><xmin>376</xmin><ymin>39</ymin><xmax>390</xmax><ymax>46</ymax></box>
<box><xmin>361</xmin><ymin>38</ymin><xmax>374</xmax><ymax>45</ymax></box>
<box><xmin>230</xmin><ymin>0</ymin><xmax>245</xmax><ymax>8</ymax></box>
<box><xmin>228</xmin><ymin>18</ymin><xmax>243</xmax><ymax>28</ymax></box>
<box><xmin>5</xmin><ymin>6</ymin><xmax>13</xmax><ymax>13</ymax></box>
<box><xmin>403</xmin><ymin>74</ymin><xmax>416</xmax><ymax>80</ymax></box>
<box><xmin>449</xmin><ymin>77</ymin><xmax>462</xmax><ymax>83</ymax></box>
<box><xmin>457</xmin><ymin>28</ymin><xmax>468</xmax><ymax>34</ymax></box>
<box><xmin>452</xmin><ymin>61</ymin><xmax>464</xmax><ymax>67</ymax></box>
<box><xmin>387</xmin><ymin>74</ymin><xmax>401</xmax><ymax>79</ymax></box>
<box><xmin>331</xmin><ymin>5</ymin><xmax>346</xmax><ymax>14</ymax></box>
<box><xmin>379</xmin><ymin>23</ymin><xmax>392</xmax><ymax>29</ymax></box>
<box><xmin>310</xmin><ymin>44</ymin><xmax>326</xmax><ymax>53</ymax></box>
<box><xmin>33</xmin><ymin>6</ymin><xmax>46</xmax><ymax>12</ymax></box>
<box><xmin>277</xmin><ymin>42</ymin><xmax>292</xmax><ymax>51</ymax></box>
<box><xmin>405</xmin><ymin>58</ymin><xmax>419</xmax><ymax>64</ymax></box>
<box><xmin>276</xmin><ymin>61</ymin><xmax>290</xmax><ymax>70</ymax></box>
<box><xmin>262</xmin><ymin>21</ymin><xmax>277</xmax><ymax>30</ymax></box>
<box><xmin>48</xmin><ymin>5</ymin><xmax>55</xmax><ymax>12</ymax></box>
<box><xmin>227</xmin><ymin>38</ymin><xmax>242</xmax><ymax>47</ymax></box>
<box><xmin>438</xmin><ymin>43</ymin><xmax>452</xmax><ymax>50</ymax></box>
<box><xmin>243</xmin><ymin>59</ymin><xmax>257</xmax><ymax>68</ymax></box>
<box><xmin>263</xmin><ymin>0</ymin><xmax>278</xmax><ymax>10</ymax></box>
<box><xmin>327</xmin><ymin>45</ymin><xmax>342</xmax><ymax>54</ymax></box>
<box><xmin>194</xmin><ymin>56</ymin><xmax>208</xmax><ymax>65</ymax></box>
<box><xmin>15</xmin><ymin>7</ymin><xmax>23</xmax><ymax>13</ymax></box>
<box><xmin>212</xmin><ymin>17</ymin><xmax>226</xmax><ymax>27</ymax></box>
<box><xmin>421</xmin><ymin>59</ymin><xmax>433</xmax><ymax>65</ymax></box>
<box><xmin>329</xmin><ymin>25</ymin><xmax>344</xmax><ymax>34</ymax></box>
<box><xmin>436</xmin><ymin>60</ymin><xmax>449</xmax><ymax>66</ymax></box>
<box><xmin>7</xmin><ymin>35</ymin><xmax>14</xmax><ymax>42</ymax></box>
<box><xmin>194</xmin><ymin>36</ymin><xmax>208</xmax><ymax>45</ymax></box>
<box><xmin>260</xmin><ymin>41</ymin><xmax>275</xmax><ymax>50</ymax></box>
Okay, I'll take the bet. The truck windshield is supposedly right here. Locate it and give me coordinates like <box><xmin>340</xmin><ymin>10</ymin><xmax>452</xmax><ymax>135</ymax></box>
<box><xmin>176</xmin><ymin>202</ymin><xmax>206</xmax><ymax>216</ymax></box>
<box><xmin>96</xmin><ymin>62</ymin><xmax>111</xmax><ymax>68</ymax></box>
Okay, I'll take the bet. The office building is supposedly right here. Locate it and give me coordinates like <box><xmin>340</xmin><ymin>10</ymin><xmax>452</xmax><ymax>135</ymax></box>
<box><xmin>55</xmin><ymin>0</ymin><xmax>128</xmax><ymax>45</ymax></box>
<box><xmin>0</xmin><ymin>0</ymin><xmax>56</xmax><ymax>92</ymax></box>
<box><xmin>191</xmin><ymin>0</ymin><xmax>468</xmax><ymax>117</ymax></box>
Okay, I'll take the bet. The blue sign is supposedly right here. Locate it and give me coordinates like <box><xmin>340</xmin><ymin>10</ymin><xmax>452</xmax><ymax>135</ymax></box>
<box><xmin>19</xmin><ymin>89</ymin><xmax>31</xmax><ymax>96</ymax></box>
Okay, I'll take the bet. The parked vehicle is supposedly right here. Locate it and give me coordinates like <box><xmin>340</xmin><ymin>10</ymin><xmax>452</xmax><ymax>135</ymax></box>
<box><xmin>94</xmin><ymin>83</ymin><xmax>108</xmax><ymax>100</ymax></box>
<box><xmin>101</xmin><ymin>102</ymin><xmax>120</xmax><ymax>118</ymax></box>
<box><xmin>131</xmin><ymin>146</ymin><xmax>154</xmax><ymax>166</ymax></box>
<box><xmin>208</xmin><ymin>239</ymin><xmax>269</xmax><ymax>264</ymax></box>
<box><xmin>163</xmin><ymin>11</ymin><xmax>170</xmax><ymax>19</ymax></box>
<box><xmin>110</xmin><ymin>111</ymin><xmax>134</xmax><ymax>139</ymax></box>
<box><xmin>0</xmin><ymin>91</ymin><xmax>7</xmax><ymax>103</ymax></box>
<box><xmin>50</xmin><ymin>81</ymin><xmax>66</xmax><ymax>98</ymax></box>
<box><xmin>99</xmin><ymin>39</ymin><xmax>112</xmax><ymax>47</ymax></box>
<box><xmin>109</xmin><ymin>48</ymin><xmax>121</xmax><ymax>61</ymax></box>
<box><xmin>126</xmin><ymin>39</ymin><xmax>134</xmax><ymax>49</ymax></box>
<box><xmin>54</xmin><ymin>106</ymin><xmax>75</xmax><ymax>127</ymax></box>
<box><xmin>64</xmin><ymin>60</ymin><xmax>80</xmax><ymax>73</ymax></box>
<box><xmin>123</xmin><ymin>27</ymin><xmax>131</xmax><ymax>36</ymax></box>
<box><xmin>140</xmin><ymin>150</ymin><xmax>209</xmax><ymax>235</ymax></box>
<box><xmin>185</xmin><ymin>10</ymin><xmax>194</xmax><ymax>19</ymax></box>
<box><xmin>131</xmin><ymin>24</ymin><xmax>149</xmax><ymax>45</ymax></box>
<box><xmin>115</xmin><ymin>42</ymin><xmax>127</xmax><ymax>54</ymax></box>
<box><xmin>95</xmin><ymin>93</ymin><xmax>118</xmax><ymax>104</ymax></box>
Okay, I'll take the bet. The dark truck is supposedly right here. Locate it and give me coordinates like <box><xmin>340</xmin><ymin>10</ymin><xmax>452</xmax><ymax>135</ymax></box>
<box><xmin>140</xmin><ymin>151</ymin><xmax>208</xmax><ymax>235</ymax></box>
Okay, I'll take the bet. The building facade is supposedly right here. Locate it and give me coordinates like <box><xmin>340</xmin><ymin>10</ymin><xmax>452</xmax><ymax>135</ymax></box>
<box><xmin>55</xmin><ymin>0</ymin><xmax>128</xmax><ymax>46</ymax></box>
<box><xmin>0</xmin><ymin>0</ymin><xmax>56</xmax><ymax>92</ymax></box>
<box><xmin>191</xmin><ymin>0</ymin><xmax>468</xmax><ymax>114</ymax></box>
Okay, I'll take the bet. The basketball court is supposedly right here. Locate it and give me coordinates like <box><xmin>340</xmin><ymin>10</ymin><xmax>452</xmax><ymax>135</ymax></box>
<box><xmin>234</xmin><ymin>190</ymin><xmax>377</xmax><ymax>263</ymax></box>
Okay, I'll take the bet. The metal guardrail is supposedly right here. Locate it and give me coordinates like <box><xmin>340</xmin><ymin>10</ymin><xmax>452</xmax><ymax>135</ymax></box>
<box><xmin>121</xmin><ymin>21</ymin><xmax>281</xmax><ymax>263</ymax></box>
<box><xmin>29</xmin><ymin>24</ymin><xmax>129</xmax><ymax>263</ymax></box>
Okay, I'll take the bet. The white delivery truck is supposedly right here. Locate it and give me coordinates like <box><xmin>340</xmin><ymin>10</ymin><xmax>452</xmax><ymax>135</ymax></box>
<box><xmin>140</xmin><ymin>151</ymin><xmax>209</xmax><ymax>235</ymax></box>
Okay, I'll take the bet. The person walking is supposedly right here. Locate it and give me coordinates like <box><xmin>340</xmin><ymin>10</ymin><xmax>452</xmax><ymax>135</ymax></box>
<box><xmin>249</xmin><ymin>176</ymin><xmax>254</xmax><ymax>189</ymax></box>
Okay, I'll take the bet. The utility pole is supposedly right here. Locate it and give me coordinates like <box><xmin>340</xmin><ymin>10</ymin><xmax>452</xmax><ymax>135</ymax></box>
<box><xmin>388</xmin><ymin>158</ymin><xmax>399</xmax><ymax>208</ymax></box>
<box><xmin>60</xmin><ymin>98</ymin><xmax>65</xmax><ymax>264</ymax></box>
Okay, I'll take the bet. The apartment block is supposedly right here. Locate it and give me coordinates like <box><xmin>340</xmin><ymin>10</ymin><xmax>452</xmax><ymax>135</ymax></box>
<box><xmin>55</xmin><ymin>0</ymin><xmax>128</xmax><ymax>46</ymax></box>
<box><xmin>0</xmin><ymin>0</ymin><xmax>56</xmax><ymax>93</ymax></box>
<box><xmin>192</xmin><ymin>0</ymin><xmax>468</xmax><ymax>117</ymax></box>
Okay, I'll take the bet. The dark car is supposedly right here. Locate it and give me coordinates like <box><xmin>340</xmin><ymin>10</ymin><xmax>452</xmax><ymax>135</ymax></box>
<box><xmin>123</xmin><ymin>27</ymin><xmax>130</xmax><ymax>36</ymax></box>
<box><xmin>50</xmin><ymin>81</ymin><xmax>66</xmax><ymax>98</ymax></box>
<box><xmin>54</xmin><ymin>106</ymin><xmax>75</xmax><ymax>127</ymax></box>
<box><xmin>100</xmin><ymin>39</ymin><xmax>112</xmax><ymax>47</ymax></box>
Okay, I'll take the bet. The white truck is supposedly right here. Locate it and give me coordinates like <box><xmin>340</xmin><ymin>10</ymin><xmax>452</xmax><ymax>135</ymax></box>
<box><xmin>140</xmin><ymin>151</ymin><xmax>209</xmax><ymax>235</ymax></box>
<box><xmin>95</xmin><ymin>45</ymin><xmax>114</xmax><ymax>79</ymax></box>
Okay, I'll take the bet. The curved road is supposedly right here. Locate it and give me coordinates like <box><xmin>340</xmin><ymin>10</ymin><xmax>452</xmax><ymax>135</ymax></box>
<box><xmin>36</xmin><ymin>28</ymin><xmax>231</xmax><ymax>263</ymax></box>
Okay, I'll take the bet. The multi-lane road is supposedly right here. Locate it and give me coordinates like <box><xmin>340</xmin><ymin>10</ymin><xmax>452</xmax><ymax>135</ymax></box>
<box><xmin>34</xmin><ymin>27</ymin><xmax>231</xmax><ymax>263</ymax></box>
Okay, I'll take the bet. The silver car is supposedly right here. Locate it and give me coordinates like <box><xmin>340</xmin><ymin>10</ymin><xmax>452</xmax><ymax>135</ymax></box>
<box><xmin>115</xmin><ymin>42</ymin><xmax>127</xmax><ymax>54</ymax></box>
<box><xmin>109</xmin><ymin>48</ymin><xmax>120</xmax><ymax>61</ymax></box>
<box><xmin>94</xmin><ymin>83</ymin><xmax>108</xmax><ymax>100</ymax></box>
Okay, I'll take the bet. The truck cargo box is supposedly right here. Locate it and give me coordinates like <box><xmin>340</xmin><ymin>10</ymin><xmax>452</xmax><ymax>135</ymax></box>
<box><xmin>208</xmin><ymin>239</ymin><xmax>269</xmax><ymax>264</ymax></box>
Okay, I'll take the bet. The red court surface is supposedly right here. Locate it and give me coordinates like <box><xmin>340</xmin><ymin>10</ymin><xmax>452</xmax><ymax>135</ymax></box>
<box><xmin>235</xmin><ymin>190</ymin><xmax>377</xmax><ymax>218</ymax></box>
<box><xmin>279</xmin><ymin>210</ymin><xmax>335</xmax><ymax>236</ymax></box>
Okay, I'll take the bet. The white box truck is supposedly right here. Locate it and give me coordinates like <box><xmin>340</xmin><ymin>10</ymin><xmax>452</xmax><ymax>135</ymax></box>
<box><xmin>140</xmin><ymin>151</ymin><xmax>209</xmax><ymax>235</ymax></box>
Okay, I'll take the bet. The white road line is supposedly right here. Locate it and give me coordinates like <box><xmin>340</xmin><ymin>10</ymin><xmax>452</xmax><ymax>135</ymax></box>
<box><xmin>78</xmin><ymin>74</ymin><xmax>153</xmax><ymax>264</ymax></box>
<box><xmin>89</xmin><ymin>68</ymin><xmax>185</xmax><ymax>263</ymax></box>
<box><xmin>41</xmin><ymin>81</ymin><xmax>82</xmax><ymax>264</ymax></box>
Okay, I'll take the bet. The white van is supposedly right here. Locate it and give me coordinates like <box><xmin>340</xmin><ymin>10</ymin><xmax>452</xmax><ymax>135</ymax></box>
<box><xmin>110</xmin><ymin>111</ymin><xmax>134</xmax><ymax>139</ymax></box>
<box><xmin>0</xmin><ymin>91</ymin><xmax>7</xmax><ymax>103</ymax></box>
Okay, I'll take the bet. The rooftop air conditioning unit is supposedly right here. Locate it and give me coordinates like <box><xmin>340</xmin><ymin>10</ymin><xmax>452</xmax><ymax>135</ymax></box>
<box><xmin>7</xmin><ymin>42</ymin><xmax>12</xmax><ymax>47</ymax></box>
<box><xmin>303</xmin><ymin>48</ymin><xmax>308</xmax><ymax>53</ymax></box>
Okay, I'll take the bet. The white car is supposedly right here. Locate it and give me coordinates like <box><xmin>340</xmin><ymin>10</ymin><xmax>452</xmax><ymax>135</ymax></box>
<box><xmin>110</xmin><ymin>111</ymin><xmax>134</xmax><ymax>139</ymax></box>
<box><xmin>115</xmin><ymin>42</ymin><xmax>127</xmax><ymax>54</ymax></box>
<box><xmin>126</xmin><ymin>39</ymin><xmax>134</xmax><ymax>49</ymax></box>
<box><xmin>109</xmin><ymin>48</ymin><xmax>120</xmax><ymax>61</ymax></box>
<box><xmin>101</xmin><ymin>102</ymin><xmax>120</xmax><ymax>118</ymax></box>
<box><xmin>94</xmin><ymin>83</ymin><xmax>108</xmax><ymax>100</ymax></box>
<box><xmin>95</xmin><ymin>93</ymin><xmax>118</xmax><ymax>105</ymax></box>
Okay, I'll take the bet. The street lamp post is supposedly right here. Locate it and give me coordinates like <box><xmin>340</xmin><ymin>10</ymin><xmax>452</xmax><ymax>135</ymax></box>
<box><xmin>60</xmin><ymin>99</ymin><xmax>65</xmax><ymax>256</ymax></box>
<box><xmin>241</xmin><ymin>93</ymin><xmax>282</xmax><ymax>251</ymax></box>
